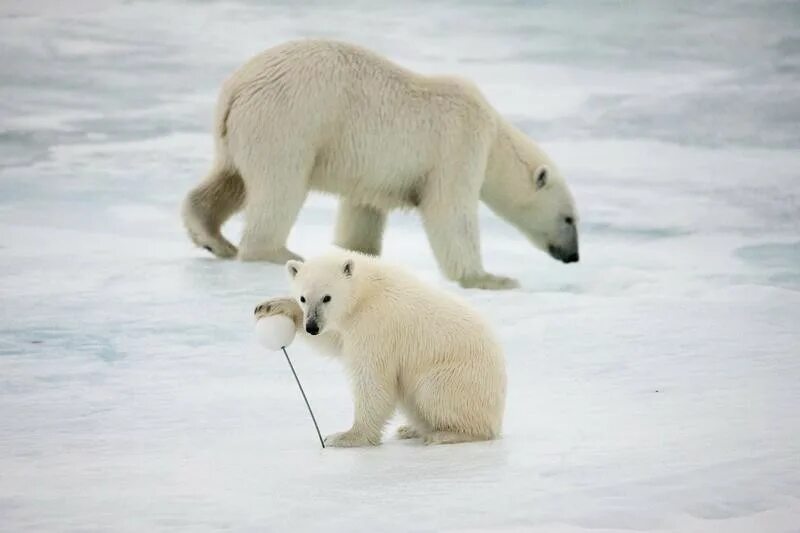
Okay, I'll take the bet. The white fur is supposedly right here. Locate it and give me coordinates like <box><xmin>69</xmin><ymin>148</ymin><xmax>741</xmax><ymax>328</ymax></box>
<box><xmin>255</xmin><ymin>251</ymin><xmax>507</xmax><ymax>446</ymax></box>
<box><xmin>184</xmin><ymin>39</ymin><xmax>579</xmax><ymax>289</ymax></box>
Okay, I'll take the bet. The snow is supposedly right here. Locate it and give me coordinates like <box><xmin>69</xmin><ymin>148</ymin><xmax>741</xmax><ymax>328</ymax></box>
<box><xmin>1</xmin><ymin>1</ymin><xmax>799</xmax><ymax>531</ymax></box>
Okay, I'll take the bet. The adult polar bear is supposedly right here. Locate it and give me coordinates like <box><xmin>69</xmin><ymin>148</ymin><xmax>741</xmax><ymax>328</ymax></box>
<box><xmin>183</xmin><ymin>39</ymin><xmax>580</xmax><ymax>289</ymax></box>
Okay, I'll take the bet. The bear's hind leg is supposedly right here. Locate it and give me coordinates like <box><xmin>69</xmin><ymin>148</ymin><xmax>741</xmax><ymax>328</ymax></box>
<box><xmin>237</xmin><ymin>156</ymin><xmax>308</xmax><ymax>263</ymax></box>
<box><xmin>182</xmin><ymin>163</ymin><xmax>244</xmax><ymax>258</ymax></box>
<box><xmin>334</xmin><ymin>200</ymin><xmax>386</xmax><ymax>256</ymax></box>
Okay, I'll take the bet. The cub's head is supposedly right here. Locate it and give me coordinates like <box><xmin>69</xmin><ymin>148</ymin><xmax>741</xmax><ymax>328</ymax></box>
<box><xmin>485</xmin><ymin>129</ymin><xmax>580</xmax><ymax>264</ymax></box>
<box><xmin>286</xmin><ymin>256</ymin><xmax>356</xmax><ymax>336</ymax></box>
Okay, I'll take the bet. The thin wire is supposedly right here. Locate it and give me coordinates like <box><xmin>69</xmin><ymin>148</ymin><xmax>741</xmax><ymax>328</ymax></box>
<box><xmin>281</xmin><ymin>346</ymin><xmax>325</xmax><ymax>448</ymax></box>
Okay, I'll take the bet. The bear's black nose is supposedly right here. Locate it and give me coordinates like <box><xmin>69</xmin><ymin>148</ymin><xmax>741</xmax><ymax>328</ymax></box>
<box><xmin>548</xmin><ymin>244</ymin><xmax>580</xmax><ymax>264</ymax></box>
<box><xmin>306</xmin><ymin>321</ymin><xmax>320</xmax><ymax>335</ymax></box>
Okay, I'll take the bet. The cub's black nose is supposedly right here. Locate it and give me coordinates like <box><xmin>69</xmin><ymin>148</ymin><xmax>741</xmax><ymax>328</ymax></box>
<box><xmin>564</xmin><ymin>252</ymin><xmax>579</xmax><ymax>263</ymax></box>
<box><xmin>306</xmin><ymin>321</ymin><xmax>320</xmax><ymax>335</ymax></box>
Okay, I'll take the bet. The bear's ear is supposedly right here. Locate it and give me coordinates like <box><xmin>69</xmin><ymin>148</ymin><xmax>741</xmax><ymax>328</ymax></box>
<box><xmin>286</xmin><ymin>260</ymin><xmax>303</xmax><ymax>279</ymax></box>
<box><xmin>533</xmin><ymin>165</ymin><xmax>548</xmax><ymax>190</ymax></box>
<box><xmin>343</xmin><ymin>259</ymin><xmax>354</xmax><ymax>278</ymax></box>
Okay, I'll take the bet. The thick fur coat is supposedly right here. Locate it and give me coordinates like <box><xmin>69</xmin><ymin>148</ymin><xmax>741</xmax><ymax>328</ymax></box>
<box><xmin>186</xmin><ymin>39</ymin><xmax>579</xmax><ymax>289</ymax></box>
<box><xmin>254</xmin><ymin>251</ymin><xmax>507</xmax><ymax>446</ymax></box>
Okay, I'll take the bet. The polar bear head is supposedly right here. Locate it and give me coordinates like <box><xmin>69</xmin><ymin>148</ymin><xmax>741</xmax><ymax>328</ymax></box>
<box><xmin>286</xmin><ymin>255</ymin><xmax>357</xmax><ymax>336</ymax></box>
<box><xmin>484</xmin><ymin>125</ymin><xmax>580</xmax><ymax>263</ymax></box>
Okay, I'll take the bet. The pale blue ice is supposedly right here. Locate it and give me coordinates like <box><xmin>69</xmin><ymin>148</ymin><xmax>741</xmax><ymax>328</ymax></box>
<box><xmin>1</xmin><ymin>1</ymin><xmax>799</xmax><ymax>532</ymax></box>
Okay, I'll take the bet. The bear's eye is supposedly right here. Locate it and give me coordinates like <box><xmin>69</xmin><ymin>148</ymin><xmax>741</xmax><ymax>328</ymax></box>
<box><xmin>565</xmin><ymin>216</ymin><xmax>574</xmax><ymax>225</ymax></box>
<box><xmin>322</xmin><ymin>295</ymin><xmax>332</xmax><ymax>303</ymax></box>
<box><xmin>300</xmin><ymin>296</ymin><xmax>306</xmax><ymax>303</ymax></box>
<box><xmin>535</xmin><ymin>166</ymin><xmax>548</xmax><ymax>190</ymax></box>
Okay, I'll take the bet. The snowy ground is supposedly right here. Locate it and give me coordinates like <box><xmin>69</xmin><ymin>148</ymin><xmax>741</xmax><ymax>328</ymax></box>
<box><xmin>1</xmin><ymin>1</ymin><xmax>799</xmax><ymax>532</ymax></box>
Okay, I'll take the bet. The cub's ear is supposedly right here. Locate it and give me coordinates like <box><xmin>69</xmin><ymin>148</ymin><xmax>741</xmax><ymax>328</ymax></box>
<box><xmin>532</xmin><ymin>165</ymin><xmax>549</xmax><ymax>190</ymax></box>
<box><xmin>343</xmin><ymin>259</ymin><xmax>354</xmax><ymax>278</ymax></box>
<box><xmin>286</xmin><ymin>260</ymin><xmax>303</xmax><ymax>279</ymax></box>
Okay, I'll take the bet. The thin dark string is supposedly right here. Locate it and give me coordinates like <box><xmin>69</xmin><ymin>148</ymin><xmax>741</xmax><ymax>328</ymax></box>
<box><xmin>282</xmin><ymin>346</ymin><xmax>325</xmax><ymax>448</ymax></box>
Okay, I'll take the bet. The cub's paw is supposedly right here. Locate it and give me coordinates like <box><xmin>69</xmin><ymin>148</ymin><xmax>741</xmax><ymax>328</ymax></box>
<box><xmin>324</xmin><ymin>430</ymin><xmax>378</xmax><ymax>448</ymax></box>
<box><xmin>396</xmin><ymin>425</ymin><xmax>421</xmax><ymax>440</ymax></box>
<box><xmin>459</xmin><ymin>273</ymin><xmax>519</xmax><ymax>291</ymax></box>
<box><xmin>254</xmin><ymin>297</ymin><xmax>303</xmax><ymax>327</ymax></box>
<box><xmin>423</xmin><ymin>431</ymin><xmax>484</xmax><ymax>445</ymax></box>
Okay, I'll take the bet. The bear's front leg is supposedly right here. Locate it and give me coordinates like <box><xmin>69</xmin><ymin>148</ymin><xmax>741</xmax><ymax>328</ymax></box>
<box><xmin>420</xmin><ymin>194</ymin><xmax>519</xmax><ymax>290</ymax></box>
<box><xmin>325</xmin><ymin>362</ymin><xmax>397</xmax><ymax>448</ymax></box>
<box><xmin>458</xmin><ymin>272</ymin><xmax>519</xmax><ymax>290</ymax></box>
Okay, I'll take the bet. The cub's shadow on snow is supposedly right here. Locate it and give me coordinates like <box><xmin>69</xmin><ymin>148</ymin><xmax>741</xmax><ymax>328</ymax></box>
<box><xmin>299</xmin><ymin>437</ymin><xmax>511</xmax><ymax>482</ymax></box>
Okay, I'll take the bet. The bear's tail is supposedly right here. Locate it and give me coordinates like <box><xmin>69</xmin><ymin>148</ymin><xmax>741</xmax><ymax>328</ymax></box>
<box><xmin>213</xmin><ymin>78</ymin><xmax>238</xmax><ymax>168</ymax></box>
<box><xmin>181</xmin><ymin>79</ymin><xmax>245</xmax><ymax>259</ymax></box>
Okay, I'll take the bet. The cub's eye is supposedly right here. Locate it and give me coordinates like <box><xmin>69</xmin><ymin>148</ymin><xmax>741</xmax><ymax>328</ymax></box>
<box><xmin>565</xmin><ymin>216</ymin><xmax>574</xmax><ymax>225</ymax></box>
<box><xmin>300</xmin><ymin>296</ymin><xmax>306</xmax><ymax>303</ymax></box>
<box><xmin>322</xmin><ymin>295</ymin><xmax>332</xmax><ymax>303</ymax></box>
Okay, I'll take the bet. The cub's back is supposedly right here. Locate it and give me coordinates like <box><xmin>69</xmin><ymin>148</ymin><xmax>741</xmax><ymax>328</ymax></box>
<box><xmin>356</xmin><ymin>261</ymin><xmax>501</xmax><ymax>358</ymax></box>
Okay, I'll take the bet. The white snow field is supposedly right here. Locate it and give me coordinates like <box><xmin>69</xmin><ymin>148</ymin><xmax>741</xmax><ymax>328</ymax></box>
<box><xmin>1</xmin><ymin>1</ymin><xmax>799</xmax><ymax>531</ymax></box>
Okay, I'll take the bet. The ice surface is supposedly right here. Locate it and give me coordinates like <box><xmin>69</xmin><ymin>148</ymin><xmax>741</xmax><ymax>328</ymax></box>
<box><xmin>1</xmin><ymin>1</ymin><xmax>799</xmax><ymax>532</ymax></box>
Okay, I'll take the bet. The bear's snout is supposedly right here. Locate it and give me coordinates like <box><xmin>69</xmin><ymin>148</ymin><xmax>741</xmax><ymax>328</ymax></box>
<box><xmin>548</xmin><ymin>244</ymin><xmax>579</xmax><ymax>264</ymax></box>
<box><xmin>562</xmin><ymin>251</ymin><xmax>579</xmax><ymax>263</ymax></box>
<box><xmin>305</xmin><ymin>320</ymin><xmax>320</xmax><ymax>335</ymax></box>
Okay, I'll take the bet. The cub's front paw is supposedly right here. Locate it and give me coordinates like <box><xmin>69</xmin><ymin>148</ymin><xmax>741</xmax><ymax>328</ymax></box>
<box><xmin>254</xmin><ymin>297</ymin><xmax>303</xmax><ymax>327</ymax></box>
<box><xmin>324</xmin><ymin>430</ymin><xmax>378</xmax><ymax>448</ymax></box>
<box><xmin>459</xmin><ymin>273</ymin><xmax>520</xmax><ymax>290</ymax></box>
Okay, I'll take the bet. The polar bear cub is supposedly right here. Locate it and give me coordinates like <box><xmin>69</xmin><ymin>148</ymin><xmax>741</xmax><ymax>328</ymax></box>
<box><xmin>254</xmin><ymin>251</ymin><xmax>507</xmax><ymax>446</ymax></box>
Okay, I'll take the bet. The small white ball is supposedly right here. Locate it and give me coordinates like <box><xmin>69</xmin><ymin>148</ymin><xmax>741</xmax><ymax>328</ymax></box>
<box><xmin>255</xmin><ymin>314</ymin><xmax>296</xmax><ymax>351</ymax></box>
